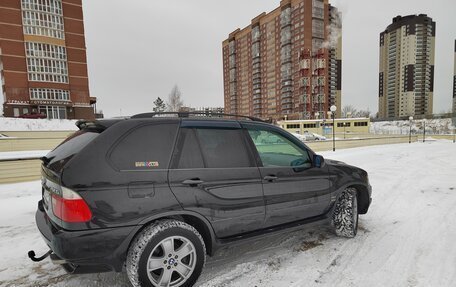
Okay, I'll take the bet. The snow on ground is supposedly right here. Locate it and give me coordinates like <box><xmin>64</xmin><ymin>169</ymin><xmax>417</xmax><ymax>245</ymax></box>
<box><xmin>0</xmin><ymin>118</ymin><xmax>77</xmax><ymax>131</ymax></box>
<box><xmin>0</xmin><ymin>141</ymin><xmax>455</xmax><ymax>287</ymax></box>
<box><xmin>0</xmin><ymin>150</ymin><xmax>49</xmax><ymax>161</ymax></box>
<box><xmin>371</xmin><ymin>118</ymin><xmax>455</xmax><ymax>135</ymax></box>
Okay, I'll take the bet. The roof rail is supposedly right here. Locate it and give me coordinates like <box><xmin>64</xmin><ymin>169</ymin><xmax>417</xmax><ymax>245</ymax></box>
<box><xmin>130</xmin><ymin>112</ymin><xmax>264</xmax><ymax>122</ymax></box>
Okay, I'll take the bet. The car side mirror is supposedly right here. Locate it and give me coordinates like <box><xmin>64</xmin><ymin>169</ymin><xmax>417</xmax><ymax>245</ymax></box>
<box><xmin>314</xmin><ymin>155</ymin><xmax>325</xmax><ymax>168</ymax></box>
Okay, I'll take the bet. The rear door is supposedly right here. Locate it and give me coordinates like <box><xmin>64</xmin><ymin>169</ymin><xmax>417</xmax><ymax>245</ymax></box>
<box><xmin>168</xmin><ymin>120</ymin><xmax>265</xmax><ymax>238</ymax></box>
<box><xmin>243</xmin><ymin>123</ymin><xmax>331</xmax><ymax>228</ymax></box>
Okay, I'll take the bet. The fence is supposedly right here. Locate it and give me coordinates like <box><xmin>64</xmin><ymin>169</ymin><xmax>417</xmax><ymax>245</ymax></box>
<box><xmin>0</xmin><ymin>131</ymin><xmax>72</xmax><ymax>152</ymax></box>
<box><xmin>2</xmin><ymin>133</ymin><xmax>443</xmax><ymax>184</ymax></box>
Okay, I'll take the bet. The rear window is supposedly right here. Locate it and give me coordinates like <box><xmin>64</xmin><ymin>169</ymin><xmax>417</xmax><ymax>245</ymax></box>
<box><xmin>46</xmin><ymin>130</ymin><xmax>100</xmax><ymax>172</ymax></box>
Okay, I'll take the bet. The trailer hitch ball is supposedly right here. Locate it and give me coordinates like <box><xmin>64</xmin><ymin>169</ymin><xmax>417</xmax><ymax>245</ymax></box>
<box><xmin>28</xmin><ymin>250</ymin><xmax>52</xmax><ymax>262</ymax></box>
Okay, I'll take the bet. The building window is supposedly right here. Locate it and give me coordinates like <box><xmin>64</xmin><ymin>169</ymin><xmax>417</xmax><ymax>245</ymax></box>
<box><xmin>312</xmin><ymin>19</ymin><xmax>324</xmax><ymax>39</ymax></box>
<box><xmin>38</xmin><ymin>105</ymin><xmax>67</xmax><ymax>119</ymax></box>
<box><xmin>30</xmin><ymin>88</ymin><xmax>70</xmax><ymax>101</ymax></box>
<box><xmin>354</xmin><ymin>122</ymin><xmax>368</xmax><ymax>127</ymax></box>
<box><xmin>13</xmin><ymin>108</ymin><xmax>20</xmax><ymax>117</ymax></box>
<box><xmin>21</xmin><ymin>0</ymin><xmax>65</xmax><ymax>39</ymax></box>
<box><xmin>25</xmin><ymin>42</ymin><xmax>68</xmax><ymax>83</ymax></box>
<box><xmin>303</xmin><ymin>123</ymin><xmax>317</xmax><ymax>128</ymax></box>
<box><xmin>286</xmin><ymin>124</ymin><xmax>300</xmax><ymax>129</ymax></box>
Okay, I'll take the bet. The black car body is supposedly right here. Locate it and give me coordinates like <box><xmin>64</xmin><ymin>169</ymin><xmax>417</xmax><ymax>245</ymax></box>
<box><xmin>34</xmin><ymin>113</ymin><xmax>372</xmax><ymax>283</ymax></box>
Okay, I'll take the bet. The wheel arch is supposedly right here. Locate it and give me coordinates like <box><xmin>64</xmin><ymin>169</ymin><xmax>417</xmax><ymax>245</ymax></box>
<box><xmin>349</xmin><ymin>184</ymin><xmax>370</xmax><ymax>214</ymax></box>
<box><xmin>129</xmin><ymin>211</ymin><xmax>217</xmax><ymax>257</ymax></box>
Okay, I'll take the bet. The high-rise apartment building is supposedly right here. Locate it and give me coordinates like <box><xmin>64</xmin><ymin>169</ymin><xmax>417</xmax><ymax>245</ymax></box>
<box><xmin>222</xmin><ymin>0</ymin><xmax>342</xmax><ymax>121</ymax></box>
<box><xmin>379</xmin><ymin>14</ymin><xmax>435</xmax><ymax>119</ymax></box>
<box><xmin>0</xmin><ymin>0</ymin><xmax>95</xmax><ymax>119</ymax></box>
<box><xmin>453</xmin><ymin>40</ymin><xmax>456</xmax><ymax>113</ymax></box>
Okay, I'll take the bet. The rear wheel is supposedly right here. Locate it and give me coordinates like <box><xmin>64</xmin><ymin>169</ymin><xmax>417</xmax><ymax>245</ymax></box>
<box><xmin>332</xmin><ymin>187</ymin><xmax>358</xmax><ymax>238</ymax></box>
<box><xmin>127</xmin><ymin>219</ymin><xmax>206</xmax><ymax>287</ymax></box>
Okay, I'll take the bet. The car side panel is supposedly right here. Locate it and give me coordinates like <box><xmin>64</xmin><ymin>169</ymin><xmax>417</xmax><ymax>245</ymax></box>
<box><xmin>169</xmin><ymin>168</ymin><xmax>265</xmax><ymax>238</ymax></box>
<box><xmin>60</xmin><ymin>119</ymin><xmax>183</xmax><ymax>230</ymax></box>
<box><xmin>260</xmin><ymin>165</ymin><xmax>332</xmax><ymax>228</ymax></box>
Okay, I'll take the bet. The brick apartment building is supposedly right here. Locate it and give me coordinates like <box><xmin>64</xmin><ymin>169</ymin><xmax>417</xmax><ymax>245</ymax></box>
<box><xmin>222</xmin><ymin>0</ymin><xmax>342</xmax><ymax>121</ymax></box>
<box><xmin>0</xmin><ymin>0</ymin><xmax>95</xmax><ymax>119</ymax></box>
<box><xmin>379</xmin><ymin>14</ymin><xmax>436</xmax><ymax>119</ymax></box>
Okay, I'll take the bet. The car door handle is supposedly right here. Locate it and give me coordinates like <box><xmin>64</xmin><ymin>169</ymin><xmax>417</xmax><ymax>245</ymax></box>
<box><xmin>182</xmin><ymin>179</ymin><xmax>204</xmax><ymax>186</ymax></box>
<box><xmin>263</xmin><ymin>175</ymin><xmax>278</xmax><ymax>182</ymax></box>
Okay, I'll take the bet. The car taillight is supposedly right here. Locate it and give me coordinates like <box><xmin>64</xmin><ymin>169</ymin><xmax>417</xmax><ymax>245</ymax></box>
<box><xmin>51</xmin><ymin>186</ymin><xmax>92</xmax><ymax>223</ymax></box>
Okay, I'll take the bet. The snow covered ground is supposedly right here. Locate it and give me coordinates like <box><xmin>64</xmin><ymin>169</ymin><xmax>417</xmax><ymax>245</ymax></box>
<box><xmin>0</xmin><ymin>141</ymin><xmax>455</xmax><ymax>287</ymax></box>
<box><xmin>0</xmin><ymin>118</ymin><xmax>77</xmax><ymax>131</ymax></box>
<box><xmin>371</xmin><ymin>118</ymin><xmax>455</xmax><ymax>135</ymax></box>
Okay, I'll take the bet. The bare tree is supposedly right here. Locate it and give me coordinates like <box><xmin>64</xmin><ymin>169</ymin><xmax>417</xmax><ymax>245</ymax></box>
<box><xmin>342</xmin><ymin>105</ymin><xmax>371</xmax><ymax>118</ymax></box>
<box><xmin>342</xmin><ymin>105</ymin><xmax>357</xmax><ymax>118</ymax></box>
<box><xmin>167</xmin><ymin>85</ymin><xmax>184</xmax><ymax>112</ymax></box>
<box><xmin>356</xmin><ymin>109</ymin><xmax>371</xmax><ymax>118</ymax></box>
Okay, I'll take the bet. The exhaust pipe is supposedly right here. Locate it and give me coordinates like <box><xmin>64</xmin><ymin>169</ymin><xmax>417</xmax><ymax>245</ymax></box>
<box><xmin>28</xmin><ymin>250</ymin><xmax>52</xmax><ymax>262</ymax></box>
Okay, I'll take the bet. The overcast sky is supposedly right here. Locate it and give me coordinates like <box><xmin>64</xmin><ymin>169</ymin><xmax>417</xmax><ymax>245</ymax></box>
<box><xmin>2</xmin><ymin>0</ymin><xmax>455</xmax><ymax>117</ymax></box>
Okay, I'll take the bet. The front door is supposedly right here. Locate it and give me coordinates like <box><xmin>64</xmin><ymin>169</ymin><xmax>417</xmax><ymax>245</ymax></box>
<box><xmin>168</xmin><ymin>122</ymin><xmax>265</xmax><ymax>238</ymax></box>
<box><xmin>244</xmin><ymin>123</ymin><xmax>331</xmax><ymax>228</ymax></box>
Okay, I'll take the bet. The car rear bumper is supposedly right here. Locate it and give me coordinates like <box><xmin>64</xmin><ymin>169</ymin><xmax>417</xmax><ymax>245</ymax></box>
<box><xmin>36</xmin><ymin>200</ymin><xmax>141</xmax><ymax>273</ymax></box>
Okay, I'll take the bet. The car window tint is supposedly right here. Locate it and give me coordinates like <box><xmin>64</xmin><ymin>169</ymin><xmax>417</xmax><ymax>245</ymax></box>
<box><xmin>46</xmin><ymin>130</ymin><xmax>99</xmax><ymax>172</ymax></box>
<box><xmin>171</xmin><ymin>128</ymin><xmax>204</xmax><ymax>169</ymax></box>
<box><xmin>247</xmin><ymin>128</ymin><xmax>311</xmax><ymax>168</ymax></box>
<box><xmin>110</xmin><ymin>123</ymin><xmax>178</xmax><ymax>170</ymax></box>
<box><xmin>195</xmin><ymin>128</ymin><xmax>254</xmax><ymax>168</ymax></box>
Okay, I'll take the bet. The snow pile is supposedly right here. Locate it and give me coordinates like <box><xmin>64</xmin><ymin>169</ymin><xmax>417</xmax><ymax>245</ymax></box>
<box><xmin>370</xmin><ymin>118</ymin><xmax>455</xmax><ymax>135</ymax></box>
<box><xmin>1</xmin><ymin>141</ymin><xmax>456</xmax><ymax>286</ymax></box>
<box><xmin>0</xmin><ymin>118</ymin><xmax>78</xmax><ymax>131</ymax></box>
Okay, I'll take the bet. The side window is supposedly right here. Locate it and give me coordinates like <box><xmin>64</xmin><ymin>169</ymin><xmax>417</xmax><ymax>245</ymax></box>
<box><xmin>195</xmin><ymin>128</ymin><xmax>254</xmax><ymax>168</ymax></box>
<box><xmin>171</xmin><ymin>128</ymin><xmax>204</xmax><ymax>169</ymax></box>
<box><xmin>110</xmin><ymin>123</ymin><xmax>178</xmax><ymax>171</ymax></box>
<box><xmin>247</xmin><ymin>128</ymin><xmax>311</xmax><ymax>168</ymax></box>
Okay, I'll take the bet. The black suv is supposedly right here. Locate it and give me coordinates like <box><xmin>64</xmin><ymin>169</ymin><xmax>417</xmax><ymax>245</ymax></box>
<box><xmin>33</xmin><ymin>113</ymin><xmax>372</xmax><ymax>287</ymax></box>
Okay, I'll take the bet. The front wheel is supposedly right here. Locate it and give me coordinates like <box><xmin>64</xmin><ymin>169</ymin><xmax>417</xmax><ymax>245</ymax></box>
<box><xmin>127</xmin><ymin>219</ymin><xmax>206</xmax><ymax>287</ymax></box>
<box><xmin>332</xmin><ymin>187</ymin><xmax>358</xmax><ymax>238</ymax></box>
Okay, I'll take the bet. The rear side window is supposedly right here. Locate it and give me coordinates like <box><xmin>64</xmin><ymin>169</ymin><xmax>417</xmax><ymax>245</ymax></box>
<box><xmin>46</xmin><ymin>130</ymin><xmax>99</xmax><ymax>172</ymax></box>
<box><xmin>110</xmin><ymin>123</ymin><xmax>178</xmax><ymax>171</ymax></box>
<box><xmin>195</xmin><ymin>128</ymin><xmax>254</xmax><ymax>168</ymax></box>
<box><xmin>171</xmin><ymin>128</ymin><xmax>204</xmax><ymax>169</ymax></box>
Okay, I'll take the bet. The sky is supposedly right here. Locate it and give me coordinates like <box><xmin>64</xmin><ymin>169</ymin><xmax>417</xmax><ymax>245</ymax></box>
<box><xmin>1</xmin><ymin>0</ymin><xmax>455</xmax><ymax>117</ymax></box>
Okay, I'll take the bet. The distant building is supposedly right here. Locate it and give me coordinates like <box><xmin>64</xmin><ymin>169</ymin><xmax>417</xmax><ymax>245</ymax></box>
<box><xmin>279</xmin><ymin>117</ymin><xmax>370</xmax><ymax>135</ymax></box>
<box><xmin>0</xmin><ymin>0</ymin><xmax>96</xmax><ymax>119</ymax></box>
<box><xmin>453</xmin><ymin>40</ymin><xmax>456</xmax><ymax>113</ymax></box>
<box><xmin>379</xmin><ymin>14</ymin><xmax>435</xmax><ymax>119</ymax></box>
<box><xmin>222</xmin><ymin>0</ymin><xmax>342</xmax><ymax>121</ymax></box>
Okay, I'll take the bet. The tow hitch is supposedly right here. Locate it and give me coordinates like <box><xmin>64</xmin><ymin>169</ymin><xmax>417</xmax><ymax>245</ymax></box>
<box><xmin>28</xmin><ymin>250</ymin><xmax>52</xmax><ymax>262</ymax></box>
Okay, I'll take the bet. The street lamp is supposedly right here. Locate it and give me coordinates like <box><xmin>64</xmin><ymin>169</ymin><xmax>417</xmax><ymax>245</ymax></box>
<box><xmin>330</xmin><ymin>105</ymin><xmax>337</xmax><ymax>152</ymax></box>
<box><xmin>343</xmin><ymin>122</ymin><xmax>347</xmax><ymax>140</ymax></box>
<box><xmin>423</xmin><ymin>119</ymin><xmax>426</xmax><ymax>143</ymax></box>
<box><xmin>409</xmin><ymin>116</ymin><xmax>413</xmax><ymax>144</ymax></box>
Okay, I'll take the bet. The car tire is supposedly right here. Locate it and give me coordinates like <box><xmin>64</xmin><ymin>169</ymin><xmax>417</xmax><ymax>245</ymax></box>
<box><xmin>332</xmin><ymin>187</ymin><xmax>358</xmax><ymax>238</ymax></box>
<box><xmin>126</xmin><ymin>219</ymin><xmax>206</xmax><ymax>287</ymax></box>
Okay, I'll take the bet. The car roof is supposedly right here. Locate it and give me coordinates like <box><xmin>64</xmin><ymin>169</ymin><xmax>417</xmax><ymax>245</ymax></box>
<box><xmin>78</xmin><ymin>115</ymin><xmax>271</xmax><ymax>131</ymax></box>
